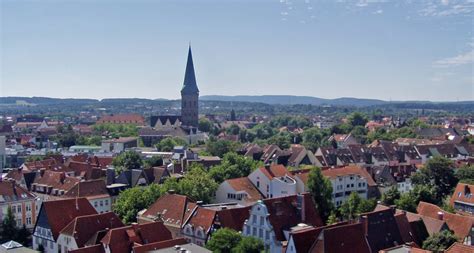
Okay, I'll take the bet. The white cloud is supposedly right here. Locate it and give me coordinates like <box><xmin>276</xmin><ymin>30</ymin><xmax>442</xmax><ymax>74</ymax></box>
<box><xmin>418</xmin><ymin>1</ymin><xmax>474</xmax><ymax>17</ymax></box>
<box><xmin>373</xmin><ymin>9</ymin><xmax>383</xmax><ymax>14</ymax></box>
<box><xmin>434</xmin><ymin>40</ymin><xmax>474</xmax><ymax>68</ymax></box>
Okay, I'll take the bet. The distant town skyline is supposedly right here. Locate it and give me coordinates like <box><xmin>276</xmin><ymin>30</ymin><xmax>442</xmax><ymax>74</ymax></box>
<box><xmin>1</xmin><ymin>0</ymin><xmax>473</xmax><ymax>101</ymax></box>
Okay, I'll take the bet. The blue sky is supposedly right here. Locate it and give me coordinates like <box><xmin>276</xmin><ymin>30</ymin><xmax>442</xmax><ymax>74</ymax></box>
<box><xmin>1</xmin><ymin>0</ymin><xmax>473</xmax><ymax>101</ymax></box>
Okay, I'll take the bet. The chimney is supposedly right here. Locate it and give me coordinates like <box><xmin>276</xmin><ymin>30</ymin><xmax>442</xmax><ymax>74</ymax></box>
<box><xmin>168</xmin><ymin>189</ymin><xmax>176</xmax><ymax>194</ymax></box>
<box><xmin>437</xmin><ymin>211</ymin><xmax>444</xmax><ymax>220</ymax></box>
<box><xmin>196</xmin><ymin>201</ymin><xmax>203</xmax><ymax>206</ymax></box>
<box><xmin>264</xmin><ymin>163</ymin><xmax>270</xmax><ymax>170</ymax></box>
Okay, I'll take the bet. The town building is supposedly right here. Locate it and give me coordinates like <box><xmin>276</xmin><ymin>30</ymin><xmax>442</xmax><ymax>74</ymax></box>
<box><xmin>242</xmin><ymin>193</ymin><xmax>323</xmax><ymax>253</ymax></box>
<box><xmin>248</xmin><ymin>164</ymin><xmax>297</xmax><ymax>199</ymax></box>
<box><xmin>214</xmin><ymin>177</ymin><xmax>263</xmax><ymax>205</ymax></box>
<box><xmin>0</xmin><ymin>180</ymin><xmax>38</xmax><ymax>230</ymax></box>
<box><xmin>101</xmin><ymin>137</ymin><xmax>138</xmax><ymax>153</ymax></box>
<box><xmin>450</xmin><ymin>183</ymin><xmax>474</xmax><ymax>215</ymax></box>
<box><xmin>32</xmin><ymin>198</ymin><xmax>97</xmax><ymax>253</ymax></box>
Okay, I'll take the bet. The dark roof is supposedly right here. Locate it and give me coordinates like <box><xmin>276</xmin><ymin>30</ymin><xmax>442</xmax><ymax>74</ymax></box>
<box><xmin>60</xmin><ymin>212</ymin><xmax>124</xmax><ymax>248</ymax></box>
<box><xmin>35</xmin><ymin>198</ymin><xmax>97</xmax><ymax>240</ymax></box>
<box><xmin>359</xmin><ymin>208</ymin><xmax>404</xmax><ymax>252</ymax></box>
<box><xmin>310</xmin><ymin>223</ymin><xmax>371</xmax><ymax>253</ymax></box>
<box><xmin>149</xmin><ymin>116</ymin><xmax>182</xmax><ymax>127</ymax></box>
<box><xmin>181</xmin><ymin>46</ymin><xmax>199</xmax><ymax>95</ymax></box>
<box><xmin>263</xmin><ymin>193</ymin><xmax>323</xmax><ymax>241</ymax></box>
<box><xmin>214</xmin><ymin>206</ymin><xmax>251</xmax><ymax>232</ymax></box>
<box><xmin>101</xmin><ymin>222</ymin><xmax>172</xmax><ymax>253</ymax></box>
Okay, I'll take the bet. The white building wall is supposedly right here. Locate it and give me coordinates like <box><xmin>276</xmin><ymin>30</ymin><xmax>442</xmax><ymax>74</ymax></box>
<box><xmin>248</xmin><ymin>170</ymin><xmax>271</xmax><ymax>198</ymax></box>
<box><xmin>269</xmin><ymin>177</ymin><xmax>297</xmax><ymax>198</ymax></box>
<box><xmin>330</xmin><ymin>175</ymin><xmax>368</xmax><ymax>207</ymax></box>
<box><xmin>57</xmin><ymin>234</ymin><xmax>78</xmax><ymax>253</ymax></box>
<box><xmin>33</xmin><ymin>227</ymin><xmax>57</xmax><ymax>253</ymax></box>
<box><xmin>89</xmin><ymin>197</ymin><xmax>112</xmax><ymax>213</ymax></box>
<box><xmin>243</xmin><ymin>201</ymin><xmax>281</xmax><ymax>253</ymax></box>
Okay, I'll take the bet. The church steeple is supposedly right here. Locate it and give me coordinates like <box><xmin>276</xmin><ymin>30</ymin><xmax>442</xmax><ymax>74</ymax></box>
<box><xmin>181</xmin><ymin>46</ymin><xmax>199</xmax><ymax>95</ymax></box>
<box><xmin>181</xmin><ymin>45</ymin><xmax>199</xmax><ymax>128</ymax></box>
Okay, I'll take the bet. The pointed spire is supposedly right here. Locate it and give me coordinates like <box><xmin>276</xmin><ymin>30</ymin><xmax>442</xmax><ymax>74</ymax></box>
<box><xmin>181</xmin><ymin>45</ymin><xmax>199</xmax><ymax>94</ymax></box>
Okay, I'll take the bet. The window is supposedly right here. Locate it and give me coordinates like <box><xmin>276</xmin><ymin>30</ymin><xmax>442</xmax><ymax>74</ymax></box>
<box><xmin>260</xmin><ymin>216</ymin><xmax>264</xmax><ymax>226</ymax></box>
<box><xmin>252</xmin><ymin>215</ymin><xmax>257</xmax><ymax>224</ymax></box>
<box><xmin>17</xmin><ymin>205</ymin><xmax>21</xmax><ymax>213</ymax></box>
<box><xmin>259</xmin><ymin>229</ymin><xmax>263</xmax><ymax>238</ymax></box>
<box><xmin>26</xmin><ymin>217</ymin><xmax>32</xmax><ymax>225</ymax></box>
<box><xmin>12</xmin><ymin>206</ymin><xmax>16</xmax><ymax>213</ymax></box>
<box><xmin>252</xmin><ymin>227</ymin><xmax>257</xmax><ymax>236</ymax></box>
<box><xmin>105</xmin><ymin>200</ymin><xmax>109</xmax><ymax>205</ymax></box>
<box><xmin>100</xmin><ymin>201</ymin><xmax>103</xmax><ymax>206</ymax></box>
<box><xmin>94</xmin><ymin>201</ymin><xmax>98</xmax><ymax>207</ymax></box>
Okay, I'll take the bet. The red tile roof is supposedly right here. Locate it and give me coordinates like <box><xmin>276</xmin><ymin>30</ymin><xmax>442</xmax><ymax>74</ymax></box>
<box><xmin>132</xmin><ymin>238</ymin><xmax>188</xmax><ymax>253</ymax></box>
<box><xmin>0</xmin><ymin>180</ymin><xmax>36</xmax><ymax>202</ymax></box>
<box><xmin>63</xmin><ymin>180</ymin><xmax>110</xmax><ymax>199</ymax></box>
<box><xmin>69</xmin><ymin>244</ymin><xmax>105</xmax><ymax>253</ymax></box>
<box><xmin>259</xmin><ymin>164</ymin><xmax>291</xmax><ymax>180</ymax></box>
<box><xmin>310</xmin><ymin>223</ymin><xmax>371</xmax><ymax>253</ymax></box>
<box><xmin>445</xmin><ymin>242</ymin><xmax>474</xmax><ymax>253</ymax></box>
<box><xmin>214</xmin><ymin>206</ymin><xmax>251</xmax><ymax>232</ymax></box>
<box><xmin>417</xmin><ymin>202</ymin><xmax>474</xmax><ymax>241</ymax></box>
<box><xmin>97</xmin><ymin>114</ymin><xmax>145</xmax><ymax>125</ymax></box>
<box><xmin>183</xmin><ymin>207</ymin><xmax>216</xmax><ymax>234</ymax></box>
<box><xmin>101</xmin><ymin>222</ymin><xmax>172</xmax><ymax>253</ymax></box>
<box><xmin>263</xmin><ymin>193</ymin><xmax>323</xmax><ymax>241</ymax></box>
<box><xmin>33</xmin><ymin>171</ymin><xmax>80</xmax><ymax>192</ymax></box>
<box><xmin>38</xmin><ymin>198</ymin><xmax>97</xmax><ymax>240</ymax></box>
<box><xmin>60</xmin><ymin>212</ymin><xmax>124</xmax><ymax>248</ymax></box>
<box><xmin>290</xmin><ymin>226</ymin><xmax>321</xmax><ymax>253</ymax></box>
<box><xmin>225</xmin><ymin>177</ymin><xmax>263</xmax><ymax>202</ymax></box>
<box><xmin>450</xmin><ymin>183</ymin><xmax>474</xmax><ymax>207</ymax></box>
<box><xmin>140</xmin><ymin>194</ymin><xmax>197</xmax><ymax>228</ymax></box>
<box><xmin>322</xmin><ymin>165</ymin><xmax>376</xmax><ymax>186</ymax></box>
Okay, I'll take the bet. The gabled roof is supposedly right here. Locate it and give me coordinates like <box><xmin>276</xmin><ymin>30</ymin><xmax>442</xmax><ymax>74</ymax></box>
<box><xmin>63</xmin><ymin>180</ymin><xmax>110</xmax><ymax>199</ymax></box>
<box><xmin>263</xmin><ymin>193</ymin><xmax>323</xmax><ymax>241</ymax></box>
<box><xmin>450</xmin><ymin>183</ymin><xmax>474</xmax><ymax>207</ymax></box>
<box><xmin>60</xmin><ymin>212</ymin><xmax>123</xmax><ymax>248</ymax></box>
<box><xmin>0</xmin><ymin>180</ymin><xmax>36</xmax><ymax>202</ymax></box>
<box><xmin>97</xmin><ymin>114</ymin><xmax>144</xmax><ymax>124</ymax></box>
<box><xmin>445</xmin><ymin>242</ymin><xmax>474</xmax><ymax>253</ymax></box>
<box><xmin>140</xmin><ymin>193</ymin><xmax>197</xmax><ymax>227</ymax></box>
<box><xmin>181</xmin><ymin>46</ymin><xmax>199</xmax><ymax>95</ymax></box>
<box><xmin>310</xmin><ymin>223</ymin><xmax>371</xmax><ymax>253</ymax></box>
<box><xmin>417</xmin><ymin>201</ymin><xmax>474</xmax><ymax>241</ymax></box>
<box><xmin>214</xmin><ymin>206</ymin><xmax>251</xmax><ymax>232</ymax></box>
<box><xmin>359</xmin><ymin>208</ymin><xmax>404</xmax><ymax>252</ymax></box>
<box><xmin>259</xmin><ymin>164</ymin><xmax>290</xmax><ymax>180</ymax></box>
<box><xmin>289</xmin><ymin>226</ymin><xmax>320</xmax><ymax>253</ymax></box>
<box><xmin>321</xmin><ymin>166</ymin><xmax>376</xmax><ymax>186</ymax></box>
<box><xmin>132</xmin><ymin>238</ymin><xmax>188</xmax><ymax>253</ymax></box>
<box><xmin>101</xmin><ymin>222</ymin><xmax>172</xmax><ymax>253</ymax></box>
<box><xmin>225</xmin><ymin>177</ymin><xmax>263</xmax><ymax>202</ymax></box>
<box><xmin>69</xmin><ymin>244</ymin><xmax>105</xmax><ymax>253</ymax></box>
<box><xmin>36</xmin><ymin>198</ymin><xmax>97</xmax><ymax>240</ymax></box>
<box><xmin>182</xmin><ymin>206</ymin><xmax>216</xmax><ymax>234</ymax></box>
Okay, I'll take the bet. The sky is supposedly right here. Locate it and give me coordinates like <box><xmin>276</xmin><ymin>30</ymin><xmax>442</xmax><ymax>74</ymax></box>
<box><xmin>1</xmin><ymin>0</ymin><xmax>473</xmax><ymax>101</ymax></box>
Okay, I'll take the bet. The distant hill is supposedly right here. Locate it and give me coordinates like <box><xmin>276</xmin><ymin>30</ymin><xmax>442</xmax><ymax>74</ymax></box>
<box><xmin>200</xmin><ymin>95</ymin><xmax>388</xmax><ymax>107</ymax></box>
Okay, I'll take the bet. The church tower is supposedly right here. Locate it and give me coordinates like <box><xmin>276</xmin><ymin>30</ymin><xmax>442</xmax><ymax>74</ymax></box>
<box><xmin>181</xmin><ymin>46</ymin><xmax>199</xmax><ymax>127</ymax></box>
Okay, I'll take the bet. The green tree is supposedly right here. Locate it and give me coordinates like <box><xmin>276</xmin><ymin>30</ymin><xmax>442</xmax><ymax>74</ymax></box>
<box><xmin>307</xmin><ymin>166</ymin><xmax>334</xmax><ymax>222</ymax></box>
<box><xmin>155</xmin><ymin>137</ymin><xmax>187</xmax><ymax>152</ymax></box>
<box><xmin>381</xmin><ymin>187</ymin><xmax>401</xmax><ymax>206</ymax></box>
<box><xmin>232</xmin><ymin>236</ymin><xmax>264</xmax><ymax>253</ymax></box>
<box><xmin>326</xmin><ymin>212</ymin><xmax>338</xmax><ymax>225</ymax></box>
<box><xmin>339</xmin><ymin>192</ymin><xmax>361</xmax><ymax>220</ymax></box>
<box><xmin>206</xmin><ymin>139</ymin><xmax>240</xmax><ymax>157</ymax></box>
<box><xmin>422</xmin><ymin>230</ymin><xmax>458</xmax><ymax>253</ymax></box>
<box><xmin>358</xmin><ymin>198</ymin><xmax>377</xmax><ymax>213</ymax></box>
<box><xmin>112</xmin><ymin>151</ymin><xmax>143</xmax><ymax>172</ymax></box>
<box><xmin>455</xmin><ymin>165</ymin><xmax>474</xmax><ymax>184</ymax></box>
<box><xmin>226</xmin><ymin>124</ymin><xmax>241</xmax><ymax>135</ymax></box>
<box><xmin>267</xmin><ymin>133</ymin><xmax>292</xmax><ymax>149</ymax></box>
<box><xmin>15</xmin><ymin>224</ymin><xmax>31</xmax><ymax>246</ymax></box>
<box><xmin>209</xmin><ymin>152</ymin><xmax>262</xmax><ymax>183</ymax></box>
<box><xmin>301</xmin><ymin>127</ymin><xmax>324</xmax><ymax>152</ymax></box>
<box><xmin>395</xmin><ymin>185</ymin><xmax>437</xmax><ymax>212</ymax></box>
<box><xmin>0</xmin><ymin>207</ymin><xmax>17</xmax><ymax>243</ymax></box>
<box><xmin>347</xmin><ymin>112</ymin><xmax>368</xmax><ymax>127</ymax></box>
<box><xmin>206</xmin><ymin>228</ymin><xmax>242</xmax><ymax>253</ymax></box>
<box><xmin>112</xmin><ymin>184</ymin><xmax>162</xmax><ymax>224</ymax></box>
<box><xmin>144</xmin><ymin>156</ymin><xmax>163</xmax><ymax>168</ymax></box>
<box><xmin>198</xmin><ymin>118</ymin><xmax>213</xmax><ymax>133</ymax></box>
<box><xmin>179</xmin><ymin>165</ymin><xmax>218</xmax><ymax>203</ymax></box>
<box><xmin>412</xmin><ymin>156</ymin><xmax>458</xmax><ymax>203</ymax></box>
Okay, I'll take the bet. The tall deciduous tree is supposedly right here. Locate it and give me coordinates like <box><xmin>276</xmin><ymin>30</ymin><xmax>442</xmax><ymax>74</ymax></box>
<box><xmin>232</xmin><ymin>236</ymin><xmax>264</xmax><ymax>253</ymax></box>
<box><xmin>112</xmin><ymin>184</ymin><xmax>162</xmax><ymax>224</ymax></box>
<box><xmin>178</xmin><ymin>165</ymin><xmax>218</xmax><ymax>203</ymax></box>
<box><xmin>381</xmin><ymin>186</ymin><xmax>401</xmax><ymax>206</ymax></box>
<box><xmin>412</xmin><ymin>156</ymin><xmax>458</xmax><ymax>203</ymax></box>
<box><xmin>112</xmin><ymin>150</ymin><xmax>143</xmax><ymax>171</ymax></box>
<box><xmin>1</xmin><ymin>207</ymin><xmax>17</xmax><ymax>243</ymax></box>
<box><xmin>307</xmin><ymin>166</ymin><xmax>334</xmax><ymax>223</ymax></box>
